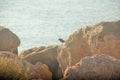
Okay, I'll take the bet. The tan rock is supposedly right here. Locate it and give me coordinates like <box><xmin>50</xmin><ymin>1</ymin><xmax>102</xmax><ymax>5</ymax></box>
<box><xmin>35</xmin><ymin>62</ymin><xmax>52</xmax><ymax>80</ymax></box>
<box><xmin>64</xmin><ymin>54</ymin><xmax>120</xmax><ymax>80</ymax></box>
<box><xmin>57</xmin><ymin>20</ymin><xmax>120</xmax><ymax>72</ymax></box>
<box><xmin>20</xmin><ymin>46</ymin><xmax>46</xmax><ymax>58</ymax></box>
<box><xmin>0</xmin><ymin>26</ymin><xmax>20</xmax><ymax>55</ymax></box>
<box><xmin>22</xmin><ymin>45</ymin><xmax>63</xmax><ymax>80</ymax></box>
<box><xmin>0</xmin><ymin>51</ymin><xmax>52</xmax><ymax>80</ymax></box>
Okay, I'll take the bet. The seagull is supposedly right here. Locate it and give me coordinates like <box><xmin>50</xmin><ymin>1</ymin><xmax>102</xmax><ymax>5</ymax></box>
<box><xmin>58</xmin><ymin>38</ymin><xmax>65</xmax><ymax>43</ymax></box>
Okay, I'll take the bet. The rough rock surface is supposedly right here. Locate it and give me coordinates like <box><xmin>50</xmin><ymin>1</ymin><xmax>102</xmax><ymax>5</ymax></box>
<box><xmin>0</xmin><ymin>26</ymin><xmax>20</xmax><ymax>55</ymax></box>
<box><xmin>21</xmin><ymin>45</ymin><xmax>62</xmax><ymax>80</ymax></box>
<box><xmin>57</xmin><ymin>20</ymin><xmax>120</xmax><ymax>72</ymax></box>
<box><xmin>0</xmin><ymin>51</ymin><xmax>52</xmax><ymax>80</ymax></box>
<box><xmin>64</xmin><ymin>54</ymin><xmax>120</xmax><ymax>80</ymax></box>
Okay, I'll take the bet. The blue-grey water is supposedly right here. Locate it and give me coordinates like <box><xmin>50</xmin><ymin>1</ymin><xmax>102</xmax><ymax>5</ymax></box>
<box><xmin>0</xmin><ymin>0</ymin><xmax>120</xmax><ymax>53</ymax></box>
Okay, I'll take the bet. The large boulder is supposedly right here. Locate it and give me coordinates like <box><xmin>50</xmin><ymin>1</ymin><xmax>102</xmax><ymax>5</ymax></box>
<box><xmin>0</xmin><ymin>26</ymin><xmax>20</xmax><ymax>55</ymax></box>
<box><xmin>20</xmin><ymin>46</ymin><xmax>46</xmax><ymax>58</ymax></box>
<box><xmin>21</xmin><ymin>45</ymin><xmax>63</xmax><ymax>80</ymax></box>
<box><xmin>35</xmin><ymin>62</ymin><xmax>52</xmax><ymax>80</ymax></box>
<box><xmin>0</xmin><ymin>51</ymin><xmax>52</xmax><ymax>80</ymax></box>
<box><xmin>57</xmin><ymin>20</ymin><xmax>120</xmax><ymax>72</ymax></box>
<box><xmin>64</xmin><ymin>54</ymin><xmax>120</xmax><ymax>80</ymax></box>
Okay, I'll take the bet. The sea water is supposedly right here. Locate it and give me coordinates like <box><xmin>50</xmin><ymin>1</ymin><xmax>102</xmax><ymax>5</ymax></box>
<box><xmin>0</xmin><ymin>0</ymin><xmax>120</xmax><ymax>53</ymax></box>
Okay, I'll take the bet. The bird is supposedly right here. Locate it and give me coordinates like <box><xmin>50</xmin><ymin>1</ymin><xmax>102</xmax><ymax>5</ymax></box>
<box><xmin>58</xmin><ymin>38</ymin><xmax>65</xmax><ymax>43</ymax></box>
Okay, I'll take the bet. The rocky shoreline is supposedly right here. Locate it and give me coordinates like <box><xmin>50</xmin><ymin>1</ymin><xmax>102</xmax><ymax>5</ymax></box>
<box><xmin>0</xmin><ymin>20</ymin><xmax>120</xmax><ymax>80</ymax></box>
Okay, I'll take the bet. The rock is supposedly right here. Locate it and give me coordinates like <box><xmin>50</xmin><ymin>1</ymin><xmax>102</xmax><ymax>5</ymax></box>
<box><xmin>64</xmin><ymin>54</ymin><xmax>120</xmax><ymax>80</ymax></box>
<box><xmin>0</xmin><ymin>51</ymin><xmax>52</xmax><ymax>80</ymax></box>
<box><xmin>0</xmin><ymin>26</ymin><xmax>20</xmax><ymax>55</ymax></box>
<box><xmin>21</xmin><ymin>45</ymin><xmax>63</xmax><ymax>80</ymax></box>
<box><xmin>35</xmin><ymin>62</ymin><xmax>52</xmax><ymax>80</ymax></box>
<box><xmin>57</xmin><ymin>20</ymin><xmax>120</xmax><ymax>72</ymax></box>
<box><xmin>20</xmin><ymin>46</ymin><xmax>46</xmax><ymax>58</ymax></box>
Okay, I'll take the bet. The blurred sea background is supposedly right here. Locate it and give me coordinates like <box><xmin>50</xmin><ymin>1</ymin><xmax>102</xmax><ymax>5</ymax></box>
<box><xmin>0</xmin><ymin>0</ymin><xmax>120</xmax><ymax>53</ymax></box>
